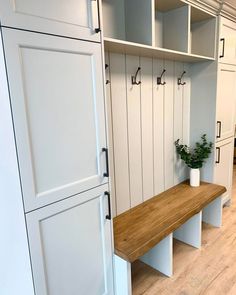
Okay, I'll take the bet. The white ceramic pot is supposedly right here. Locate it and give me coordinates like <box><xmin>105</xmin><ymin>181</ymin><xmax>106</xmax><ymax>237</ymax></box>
<box><xmin>190</xmin><ymin>168</ymin><xmax>200</xmax><ymax>187</ymax></box>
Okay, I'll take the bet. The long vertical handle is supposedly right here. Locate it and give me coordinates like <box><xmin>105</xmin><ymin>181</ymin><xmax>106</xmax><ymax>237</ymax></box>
<box><xmin>102</xmin><ymin>147</ymin><xmax>109</xmax><ymax>177</ymax></box>
<box><xmin>219</xmin><ymin>38</ymin><xmax>225</xmax><ymax>58</ymax></box>
<box><xmin>95</xmin><ymin>0</ymin><xmax>101</xmax><ymax>33</ymax></box>
<box><xmin>105</xmin><ymin>191</ymin><xmax>111</xmax><ymax>220</ymax></box>
<box><xmin>216</xmin><ymin>147</ymin><xmax>221</xmax><ymax>164</ymax></box>
<box><xmin>216</xmin><ymin>121</ymin><xmax>222</xmax><ymax>139</ymax></box>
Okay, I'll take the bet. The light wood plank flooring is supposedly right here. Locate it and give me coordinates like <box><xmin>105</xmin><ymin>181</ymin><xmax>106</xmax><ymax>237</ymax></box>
<box><xmin>132</xmin><ymin>167</ymin><xmax>236</xmax><ymax>295</ymax></box>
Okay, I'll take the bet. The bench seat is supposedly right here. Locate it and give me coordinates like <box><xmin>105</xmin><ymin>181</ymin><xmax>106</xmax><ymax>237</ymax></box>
<box><xmin>113</xmin><ymin>181</ymin><xmax>226</xmax><ymax>263</ymax></box>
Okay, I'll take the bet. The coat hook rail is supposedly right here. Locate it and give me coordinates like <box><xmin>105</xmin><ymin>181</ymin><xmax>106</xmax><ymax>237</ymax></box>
<box><xmin>178</xmin><ymin>71</ymin><xmax>186</xmax><ymax>85</ymax></box>
<box><xmin>105</xmin><ymin>63</ymin><xmax>110</xmax><ymax>85</ymax></box>
<box><xmin>131</xmin><ymin>67</ymin><xmax>141</xmax><ymax>85</ymax></box>
<box><xmin>157</xmin><ymin>69</ymin><xmax>166</xmax><ymax>85</ymax></box>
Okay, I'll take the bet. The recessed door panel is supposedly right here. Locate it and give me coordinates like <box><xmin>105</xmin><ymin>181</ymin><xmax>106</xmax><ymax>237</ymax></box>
<box><xmin>216</xmin><ymin>64</ymin><xmax>236</xmax><ymax>141</ymax></box>
<box><xmin>26</xmin><ymin>184</ymin><xmax>114</xmax><ymax>295</ymax></box>
<box><xmin>0</xmin><ymin>0</ymin><xmax>100</xmax><ymax>42</ymax></box>
<box><xmin>2</xmin><ymin>28</ymin><xmax>107</xmax><ymax>211</ymax></box>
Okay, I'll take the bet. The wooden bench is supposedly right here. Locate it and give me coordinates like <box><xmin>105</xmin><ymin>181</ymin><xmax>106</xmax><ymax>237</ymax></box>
<box><xmin>113</xmin><ymin>181</ymin><xmax>226</xmax><ymax>295</ymax></box>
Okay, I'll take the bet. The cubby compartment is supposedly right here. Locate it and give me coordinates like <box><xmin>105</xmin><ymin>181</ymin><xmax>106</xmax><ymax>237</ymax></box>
<box><xmin>154</xmin><ymin>0</ymin><xmax>189</xmax><ymax>52</ymax></box>
<box><xmin>102</xmin><ymin>0</ymin><xmax>153</xmax><ymax>46</ymax></box>
<box><xmin>190</xmin><ymin>6</ymin><xmax>216</xmax><ymax>58</ymax></box>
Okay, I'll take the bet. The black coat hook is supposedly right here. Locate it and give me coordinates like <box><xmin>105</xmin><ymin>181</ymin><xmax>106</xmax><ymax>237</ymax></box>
<box><xmin>131</xmin><ymin>67</ymin><xmax>141</xmax><ymax>85</ymax></box>
<box><xmin>157</xmin><ymin>69</ymin><xmax>166</xmax><ymax>85</ymax></box>
<box><xmin>105</xmin><ymin>63</ymin><xmax>110</xmax><ymax>85</ymax></box>
<box><xmin>178</xmin><ymin>71</ymin><xmax>186</xmax><ymax>85</ymax></box>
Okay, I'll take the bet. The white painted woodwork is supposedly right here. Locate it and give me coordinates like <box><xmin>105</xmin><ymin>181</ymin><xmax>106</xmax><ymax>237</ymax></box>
<box><xmin>0</xmin><ymin>32</ymin><xmax>34</xmax><ymax>295</ymax></box>
<box><xmin>216</xmin><ymin>63</ymin><xmax>236</xmax><ymax>142</ymax></box>
<box><xmin>140</xmin><ymin>57</ymin><xmax>154</xmax><ymax>201</ymax></box>
<box><xmin>153</xmin><ymin>59</ymin><xmax>165</xmax><ymax>195</ymax></box>
<box><xmin>2</xmin><ymin>28</ymin><xmax>108</xmax><ymax>212</ymax></box>
<box><xmin>26</xmin><ymin>184</ymin><xmax>114</xmax><ymax>295</ymax></box>
<box><xmin>202</xmin><ymin>196</ymin><xmax>223</xmax><ymax>227</ymax></box>
<box><xmin>155</xmin><ymin>5</ymin><xmax>189</xmax><ymax>53</ymax></box>
<box><xmin>174</xmin><ymin>212</ymin><xmax>202</xmax><ymax>248</ymax></box>
<box><xmin>126</xmin><ymin>55</ymin><xmax>143</xmax><ymax>207</ymax></box>
<box><xmin>164</xmin><ymin>60</ymin><xmax>175</xmax><ymax>189</ymax></box>
<box><xmin>108</xmin><ymin>54</ymin><xmax>190</xmax><ymax>211</ymax></box>
<box><xmin>140</xmin><ymin>233</ymin><xmax>173</xmax><ymax>277</ymax></box>
<box><xmin>174</xmin><ymin>62</ymin><xmax>185</xmax><ymax>185</ymax></box>
<box><xmin>109</xmin><ymin>53</ymin><xmax>130</xmax><ymax>215</ymax></box>
<box><xmin>105</xmin><ymin>52</ymin><xmax>117</xmax><ymax>216</ymax></box>
<box><xmin>104</xmin><ymin>37</ymin><xmax>215</xmax><ymax>63</ymax></box>
<box><xmin>219</xmin><ymin>16</ymin><xmax>236</xmax><ymax>65</ymax></box>
<box><xmin>114</xmin><ymin>255</ymin><xmax>132</xmax><ymax>295</ymax></box>
<box><xmin>190</xmin><ymin>6</ymin><xmax>216</xmax><ymax>58</ymax></box>
<box><xmin>0</xmin><ymin>0</ymin><xmax>100</xmax><ymax>42</ymax></box>
<box><xmin>102</xmin><ymin>0</ymin><xmax>153</xmax><ymax>45</ymax></box>
<box><xmin>214</xmin><ymin>138</ymin><xmax>234</xmax><ymax>204</ymax></box>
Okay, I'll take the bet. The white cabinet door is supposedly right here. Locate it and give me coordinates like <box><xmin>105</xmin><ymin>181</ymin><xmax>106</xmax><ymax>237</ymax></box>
<box><xmin>2</xmin><ymin>28</ymin><xmax>108</xmax><ymax>212</ymax></box>
<box><xmin>216</xmin><ymin>64</ymin><xmax>236</xmax><ymax>142</ymax></box>
<box><xmin>26</xmin><ymin>184</ymin><xmax>114</xmax><ymax>295</ymax></box>
<box><xmin>219</xmin><ymin>17</ymin><xmax>236</xmax><ymax>65</ymax></box>
<box><xmin>0</xmin><ymin>0</ymin><xmax>100</xmax><ymax>42</ymax></box>
<box><xmin>214</xmin><ymin>138</ymin><xmax>234</xmax><ymax>204</ymax></box>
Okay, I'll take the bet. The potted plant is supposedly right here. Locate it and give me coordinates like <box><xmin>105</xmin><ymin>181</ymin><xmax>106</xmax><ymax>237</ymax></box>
<box><xmin>175</xmin><ymin>134</ymin><xmax>213</xmax><ymax>187</ymax></box>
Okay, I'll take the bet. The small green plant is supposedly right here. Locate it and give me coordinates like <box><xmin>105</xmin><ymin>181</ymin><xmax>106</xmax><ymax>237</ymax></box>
<box><xmin>175</xmin><ymin>134</ymin><xmax>213</xmax><ymax>169</ymax></box>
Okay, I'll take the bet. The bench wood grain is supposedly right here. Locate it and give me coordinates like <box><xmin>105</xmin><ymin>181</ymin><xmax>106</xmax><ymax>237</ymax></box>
<box><xmin>113</xmin><ymin>181</ymin><xmax>226</xmax><ymax>262</ymax></box>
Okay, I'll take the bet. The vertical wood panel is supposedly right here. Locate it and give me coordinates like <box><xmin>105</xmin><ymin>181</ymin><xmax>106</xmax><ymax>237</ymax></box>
<box><xmin>183</xmin><ymin>63</ymin><xmax>191</xmax><ymax>180</ymax></box>
<box><xmin>164</xmin><ymin>60</ymin><xmax>174</xmax><ymax>189</ymax></box>
<box><xmin>140</xmin><ymin>57</ymin><xmax>154</xmax><ymax>201</ymax></box>
<box><xmin>153</xmin><ymin>58</ymin><xmax>165</xmax><ymax>195</ymax></box>
<box><xmin>109</xmin><ymin>53</ymin><xmax>130</xmax><ymax>214</ymax></box>
<box><xmin>105</xmin><ymin>52</ymin><xmax>117</xmax><ymax>216</ymax></box>
<box><xmin>174</xmin><ymin>62</ymin><xmax>184</xmax><ymax>185</ymax></box>
<box><xmin>126</xmin><ymin>55</ymin><xmax>143</xmax><ymax>207</ymax></box>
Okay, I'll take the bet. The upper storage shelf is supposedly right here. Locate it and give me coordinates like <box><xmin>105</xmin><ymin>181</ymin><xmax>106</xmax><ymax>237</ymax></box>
<box><xmin>102</xmin><ymin>0</ymin><xmax>153</xmax><ymax>46</ymax></box>
<box><xmin>154</xmin><ymin>0</ymin><xmax>189</xmax><ymax>53</ymax></box>
<box><xmin>190</xmin><ymin>6</ymin><xmax>216</xmax><ymax>58</ymax></box>
<box><xmin>101</xmin><ymin>0</ymin><xmax>217</xmax><ymax>63</ymax></box>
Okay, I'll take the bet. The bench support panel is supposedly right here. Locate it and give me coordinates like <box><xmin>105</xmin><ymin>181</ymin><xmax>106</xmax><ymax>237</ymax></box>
<box><xmin>174</xmin><ymin>211</ymin><xmax>202</xmax><ymax>248</ymax></box>
<box><xmin>202</xmin><ymin>196</ymin><xmax>222</xmax><ymax>227</ymax></box>
<box><xmin>114</xmin><ymin>255</ymin><xmax>132</xmax><ymax>295</ymax></box>
<box><xmin>140</xmin><ymin>233</ymin><xmax>173</xmax><ymax>277</ymax></box>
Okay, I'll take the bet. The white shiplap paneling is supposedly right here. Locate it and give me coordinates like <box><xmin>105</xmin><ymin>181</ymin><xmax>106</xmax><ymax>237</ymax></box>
<box><xmin>107</xmin><ymin>53</ymin><xmax>190</xmax><ymax>212</ymax></box>
<box><xmin>126</xmin><ymin>55</ymin><xmax>143</xmax><ymax>207</ymax></box>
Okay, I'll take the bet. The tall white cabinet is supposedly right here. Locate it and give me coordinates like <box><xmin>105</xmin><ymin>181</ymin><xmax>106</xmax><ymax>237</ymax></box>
<box><xmin>0</xmin><ymin>1</ymin><xmax>114</xmax><ymax>295</ymax></box>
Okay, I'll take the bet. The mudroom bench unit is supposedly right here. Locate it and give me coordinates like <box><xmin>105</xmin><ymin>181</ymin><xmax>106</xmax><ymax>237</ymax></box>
<box><xmin>113</xmin><ymin>181</ymin><xmax>226</xmax><ymax>295</ymax></box>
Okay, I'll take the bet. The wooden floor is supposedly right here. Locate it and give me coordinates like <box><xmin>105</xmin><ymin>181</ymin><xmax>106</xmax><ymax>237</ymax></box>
<box><xmin>132</xmin><ymin>167</ymin><xmax>236</xmax><ymax>295</ymax></box>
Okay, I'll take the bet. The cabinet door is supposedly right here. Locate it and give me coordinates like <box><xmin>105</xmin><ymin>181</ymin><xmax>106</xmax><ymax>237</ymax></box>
<box><xmin>216</xmin><ymin>64</ymin><xmax>236</xmax><ymax>141</ymax></box>
<box><xmin>26</xmin><ymin>184</ymin><xmax>114</xmax><ymax>295</ymax></box>
<box><xmin>219</xmin><ymin>17</ymin><xmax>236</xmax><ymax>65</ymax></box>
<box><xmin>0</xmin><ymin>0</ymin><xmax>100</xmax><ymax>42</ymax></box>
<box><xmin>214</xmin><ymin>138</ymin><xmax>234</xmax><ymax>204</ymax></box>
<box><xmin>2</xmin><ymin>28</ymin><xmax>108</xmax><ymax>212</ymax></box>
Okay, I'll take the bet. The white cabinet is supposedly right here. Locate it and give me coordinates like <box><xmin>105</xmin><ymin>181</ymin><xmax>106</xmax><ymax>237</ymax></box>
<box><xmin>2</xmin><ymin>28</ymin><xmax>108</xmax><ymax>212</ymax></box>
<box><xmin>218</xmin><ymin>17</ymin><xmax>236</xmax><ymax>65</ymax></box>
<box><xmin>26</xmin><ymin>184</ymin><xmax>114</xmax><ymax>295</ymax></box>
<box><xmin>214</xmin><ymin>138</ymin><xmax>234</xmax><ymax>204</ymax></box>
<box><xmin>0</xmin><ymin>0</ymin><xmax>101</xmax><ymax>42</ymax></box>
<box><xmin>216</xmin><ymin>63</ymin><xmax>236</xmax><ymax>141</ymax></box>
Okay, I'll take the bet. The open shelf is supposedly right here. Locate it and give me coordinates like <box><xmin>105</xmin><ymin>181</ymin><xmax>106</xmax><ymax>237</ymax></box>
<box><xmin>102</xmin><ymin>0</ymin><xmax>153</xmax><ymax>46</ymax></box>
<box><xmin>190</xmin><ymin>6</ymin><xmax>216</xmax><ymax>58</ymax></box>
<box><xmin>155</xmin><ymin>0</ymin><xmax>189</xmax><ymax>53</ymax></box>
<box><xmin>104</xmin><ymin>37</ymin><xmax>215</xmax><ymax>63</ymax></box>
<box><xmin>102</xmin><ymin>0</ymin><xmax>217</xmax><ymax>63</ymax></box>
